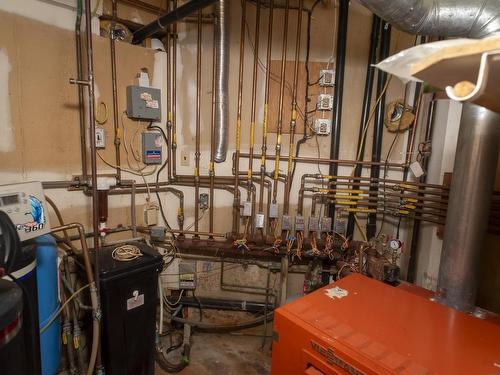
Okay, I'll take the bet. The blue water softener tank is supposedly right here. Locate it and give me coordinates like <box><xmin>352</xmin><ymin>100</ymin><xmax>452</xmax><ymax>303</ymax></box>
<box><xmin>36</xmin><ymin>235</ymin><xmax>61</xmax><ymax>375</ymax></box>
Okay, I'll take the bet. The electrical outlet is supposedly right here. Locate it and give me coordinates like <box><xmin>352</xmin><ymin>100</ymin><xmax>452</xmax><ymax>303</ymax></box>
<box><xmin>180</xmin><ymin>149</ymin><xmax>190</xmax><ymax>166</ymax></box>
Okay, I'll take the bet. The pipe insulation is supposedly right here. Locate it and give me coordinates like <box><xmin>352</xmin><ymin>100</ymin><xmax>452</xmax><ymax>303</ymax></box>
<box><xmin>214</xmin><ymin>0</ymin><xmax>230</xmax><ymax>163</ymax></box>
<box><xmin>356</xmin><ymin>0</ymin><xmax>500</xmax><ymax>38</ymax></box>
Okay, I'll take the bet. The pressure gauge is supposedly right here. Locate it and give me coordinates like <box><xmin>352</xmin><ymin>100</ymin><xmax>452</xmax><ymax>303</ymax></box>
<box><xmin>389</xmin><ymin>239</ymin><xmax>402</xmax><ymax>251</ymax></box>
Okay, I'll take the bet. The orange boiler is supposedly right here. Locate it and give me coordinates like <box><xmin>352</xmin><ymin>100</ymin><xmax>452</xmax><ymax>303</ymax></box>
<box><xmin>271</xmin><ymin>274</ymin><xmax>500</xmax><ymax>375</ymax></box>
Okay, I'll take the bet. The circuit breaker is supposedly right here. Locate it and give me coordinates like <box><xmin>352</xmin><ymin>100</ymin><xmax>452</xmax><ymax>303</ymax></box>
<box><xmin>142</xmin><ymin>132</ymin><xmax>163</xmax><ymax>165</ymax></box>
<box><xmin>126</xmin><ymin>85</ymin><xmax>162</xmax><ymax>121</ymax></box>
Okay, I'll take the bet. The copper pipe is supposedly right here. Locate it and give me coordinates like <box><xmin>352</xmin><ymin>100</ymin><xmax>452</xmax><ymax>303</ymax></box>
<box><xmin>172</xmin><ymin>0</ymin><xmax>178</xmax><ymax>178</ymax></box>
<box><xmin>209</xmin><ymin>18</ymin><xmax>217</xmax><ymax>237</ymax></box>
<box><xmin>110</xmin><ymin>0</ymin><xmax>122</xmax><ymax>183</ymax></box>
<box><xmin>170</xmin><ymin>229</ymin><xmax>226</xmax><ymax>238</ymax></box>
<box><xmin>284</xmin><ymin>0</ymin><xmax>303</xmax><ymax>214</ymax></box>
<box><xmin>247</xmin><ymin>0</ymin><xmax>262</xmax><ymax>197</ymax></box>
<box><xmin>194</xmin><ymin>11</ymin><xmax>202</xmax><ymax>235</ymax></box>
<box><xmin>300</xmin><ymin>173</ymin><xmax>448</xmax><ymax>192</ymax></box>
<box><xmin>272</xmin><ymin>0</ymin><xmax>289</xmax><ymax>203</ymax></box>
<box><xmin>75</xmin><ymin>2</ymin><xmax>87</xmax><ymax>183</ymax></box>
<box><xmin>234</xmin><ymin>0</ymin><xmax>247</xmax><ymax>233</ymax></box>
<box><xmin>83</xmin><ymin>0</ymin><xmax>100</xmax><ymax>271</ymax></box>
<box><xmin>238</xmin><ymin>152</ymin><xmax>408</xmax><ymax>169</ymax></box>
<box><xmin>259</xmin><ymin>0</ymin><xmax>274</xmax><ymax>214</ymax></box>
<box><xmin>50</xmin><ymin>222</ymin><xmax>99</xmax><ymax>375</ymax></box>
<box><xmin>165</xmin><ymin>0</ymin><xmax>173</xmax><ymax>181</ymax></box>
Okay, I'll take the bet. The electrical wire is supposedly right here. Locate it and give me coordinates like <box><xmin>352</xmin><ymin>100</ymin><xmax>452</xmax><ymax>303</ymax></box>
<box><xmin>112</xmin><ymin>244</ymin><xmax>143</xmax><ymax>261</ymax></box>
<box><xmin>40</xmin><ymin>283</ymin><xmax>91</xmax><ymax>334</ymax></box>
<box><xmin>148</xmin><ymin>123</ymin><xmax>173</xmax><ymax>232</ymax></box>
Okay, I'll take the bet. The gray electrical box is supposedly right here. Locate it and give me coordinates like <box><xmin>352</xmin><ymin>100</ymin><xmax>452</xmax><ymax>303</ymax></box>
<box><xmin>179</xmin><ymin>260</ymin><xmax>196</xmax><ymax>290</ymax></box>
<box><xmin>126</xmin><ymin>85</ymin><xmax>162</xmax><ymax>121</ymax></box>
<box><xmin>142</xmin><ymin>132</ymin><xmax>163</xmax><ymax>165</ymax></box>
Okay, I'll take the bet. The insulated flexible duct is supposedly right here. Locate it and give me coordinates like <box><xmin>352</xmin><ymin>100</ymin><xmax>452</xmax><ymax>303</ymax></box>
<box><xmin>214</xmin><ymin>0</ymin><xmax>230</xmax><ymax>162</ymax></box>
<box><xmin>356</xmin><ymin>0</ymin><xmax>500</xmax><ymax>38</ymax></box>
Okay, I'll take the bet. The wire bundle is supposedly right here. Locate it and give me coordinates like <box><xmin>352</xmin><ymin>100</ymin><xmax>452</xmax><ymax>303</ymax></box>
<box><xmin>111</xmin><ymin>244</ymin><xmax>143</xmax><ymax>262</ymax></box>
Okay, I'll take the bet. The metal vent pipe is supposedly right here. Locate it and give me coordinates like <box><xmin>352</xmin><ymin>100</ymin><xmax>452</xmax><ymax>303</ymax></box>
<box><xmin>356</xmin><ymin>0</ymin><xmax>500</xmax><ymax>312</ymax></box>
<box><xmin>356</xmin><ymin>0</ymin><xmax>500</xmax><ymax>38</ymax></box>
<box><xmin>214</xmin><ymin>0</ymin><xmax>230</xmax><ymax>163</ymax></box>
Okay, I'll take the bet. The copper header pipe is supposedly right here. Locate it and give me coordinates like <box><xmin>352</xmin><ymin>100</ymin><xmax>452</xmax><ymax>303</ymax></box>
<box><xmin>272</xmin><ymin>0</ymin><xmax>290</xmax><ymax>204</ymax></box>
<box><xmin>194</xmin><ymin>10</ymin><xmax>202</xmax><ymax>235</ymax></box>
<box><xmin>238</xmin><ymin>152</ymin><xmax>408</xmax><ymax>169</ymax></box>
<box><xmin>284</xmin><ymin>0</ymin><xmax>303</xmax><ymax>215</ymax></box>
<box><xmin>259</xmin><ymin>0</ymin><xmax>274</xmax><ymax>214</ymax></box>
<box><xmin>110</xmin><ymin>0</ymin><xmax>122</xmax><ymax>184</ymax></box>
<box><xmin>247</xmin><ymin>0</ymin><xmax>262</xmax><ymax>198</ymax></box>
<box><xmin>234</xmin><ymin>0</ymin><xmax>247</xmax><ymax>233</ymax></box>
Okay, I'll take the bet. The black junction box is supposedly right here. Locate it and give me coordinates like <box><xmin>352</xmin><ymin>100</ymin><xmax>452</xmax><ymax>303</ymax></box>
<box><xmin>96</xmin><ymin>242</ymin><xmax>164</xmax><ymax>375</ymax></box>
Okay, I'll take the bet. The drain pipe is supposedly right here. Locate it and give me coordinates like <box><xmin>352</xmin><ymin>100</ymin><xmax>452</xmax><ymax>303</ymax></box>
<box><xmin>356</xmin><ymin>0</ymin><xmax>500</xmax><ymax>312</ymax></box>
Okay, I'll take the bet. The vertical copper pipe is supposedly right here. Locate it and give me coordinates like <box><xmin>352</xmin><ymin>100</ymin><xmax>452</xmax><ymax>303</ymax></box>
<box><xmin>247</xmin><ymin>0</ymin><xmax>261</xmax><ymax>198</ymax></box>
<box><xmin>283</xmin><ymin>0</ymin><xmax>303</xmax><ymax>215</ymax></box>
<box><xmin>165</xmin><ymin>0</ymin><xmax>173</xmax><ymax>181</ymax></box>
<box><xmin>234</xmin><ymin>0</ymin><xmax>247</xmax><ymax>234</ymax></box>
<box><xmin>172</xmin><ymin>0</ymin><xmax>178</xmax><ymax>178</ymax></box>
<box><xmin>84</xmin><ymin>0</ymin><xmax>100</xmax><ymax>259</ymax></box>
<box><xmin>258</xmin><ymin>0</ymin><xmax>273</xmax><ymax>215</ymax></box>
<box><xmin>110</xmin><ymin>0</ymin><xmax>122</xmax><ymax>184</ymax></box>
<box><xmin>83</xmin><ymin>1</ymin><xmax>101</xmax><ymax>369</ymax></box>
<box><xmin>272</xmin><ymin>0</ymin><xmax>290</xmax><ymax>204</ymax></box>
<box><xmin>194</xmin><ymin>10</ymin><xmax>202</xmax><ymax>234</ymax></box>
<box><xmin>209</xmin><ymin>19</ymin><xmax>217</xmax><ymax>237</ymax></box>
<box><xmin>75</xmin><ymin>2</ymin><xmax>87</xmax><ymax>182</ymax></box>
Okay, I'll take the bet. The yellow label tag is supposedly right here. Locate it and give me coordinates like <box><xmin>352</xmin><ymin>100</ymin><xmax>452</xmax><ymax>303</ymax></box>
<box><xmin>250</xmin><ymin>123</ymin><xmax>255</xmax><ymax>145</ymax></box>
<box><xmin>62</xmin><ymin>333</ymin><xmax>68</xmax><ymax>345</ymax></box>
<box><xmin>168</xmin><ymin>112</ymin><xmax>173</xmax><ymax>122</ymax></box>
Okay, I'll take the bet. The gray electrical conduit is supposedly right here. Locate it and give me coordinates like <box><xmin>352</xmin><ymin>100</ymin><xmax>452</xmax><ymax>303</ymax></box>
<box><xmin>355</xmin><ymin>0</ymin><xmax>500</xmax><ymax>38</ymax></box>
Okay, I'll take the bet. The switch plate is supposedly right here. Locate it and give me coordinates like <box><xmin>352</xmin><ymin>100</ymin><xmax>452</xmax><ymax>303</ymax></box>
<box><xmin>95</xmin><ymin>127</ymin><xmax>105</xmax><ymax>148</ymax></box>
<box><xmin>180</xmin><ymin>149</ymin><xmax>190</xmax><ymax>167</ymax></box>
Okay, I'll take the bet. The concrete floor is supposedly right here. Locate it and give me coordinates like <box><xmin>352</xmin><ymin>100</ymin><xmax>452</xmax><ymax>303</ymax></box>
<box><xmin>155</xmin><ymin>331</ymin><xmax>272</xmax><ymax>375</ymax></box>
